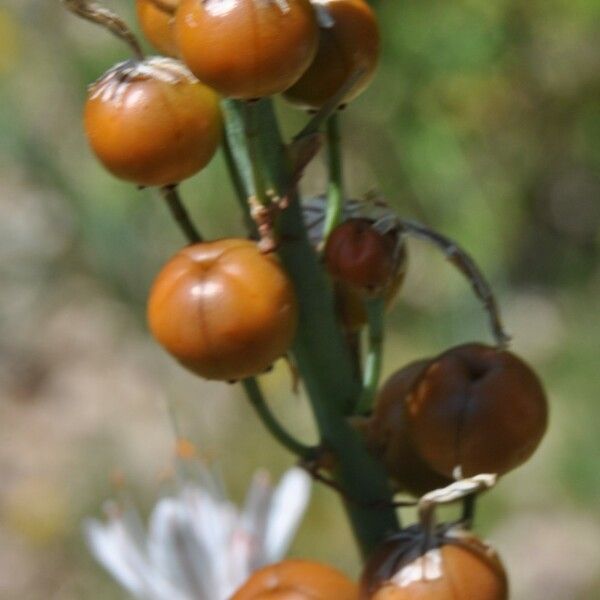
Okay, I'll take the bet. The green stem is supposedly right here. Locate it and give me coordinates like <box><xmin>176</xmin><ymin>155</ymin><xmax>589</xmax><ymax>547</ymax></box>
<box><xmin>357</xmin><ymin>297</ymin><xmax>386</xmax><ymax>414</ymax></box>
<box><xmin>241</xmin><ymin>378</ymin><xmax>313</xmax><ymax>459</ymax></box>
<box><xmin>242</xmin><ymin>101</ymin><xmax>270</xmax><ymax>206</ymax></box>
<box><xmin>221</xmin><ymin>132</ymin><xmax>258</xmax><ymax>238</ymax></box>
<box><xmin>461</xmin><ymin>495</ymin><xmax>477</xmax><ymax>528</ymax></box>
<box><xmin>223</xmin><ymin>100</ymin><xmax>278</xmax><ymax>249</ymax></box>
<box><xmin>399</xmin><ymin>219</ymin><xmax>510</xmax><ymax>346</ymax></box>
<box><xmin>223</xmin><ymin>98</ymin><xmax>400</xmax><ymax>559</ymax></box>
<box><xmin>221</xmin><ymin>100</ymin><xmax>258</xmax><ymax>201</ymax></box>
<box><xmin>159</xmin><ymin>185</ymin><xmax>202</xmax><ymax>244</ymax></box>
<box><xmin>292</xmin><ymin>68</ymin><xmax>365</xmax><ymax>142</ymax></box>
<box><xmin>323</xmin><ymin>114</ymin><xmax>344</xmax><ymax>240</ymax></box>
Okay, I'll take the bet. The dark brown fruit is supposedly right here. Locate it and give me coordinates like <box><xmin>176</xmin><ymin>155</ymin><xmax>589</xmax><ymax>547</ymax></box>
<box><xmin>368</xmin><ymin>343</ymin><xmax>548</xmax><ymax>481</ymax></box>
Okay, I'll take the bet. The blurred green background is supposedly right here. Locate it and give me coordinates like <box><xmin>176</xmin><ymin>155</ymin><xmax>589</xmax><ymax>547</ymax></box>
<box><xmin>0</xmin><ymin>0</ymin><xmax>599</xmax><ymax>597</ymax></box>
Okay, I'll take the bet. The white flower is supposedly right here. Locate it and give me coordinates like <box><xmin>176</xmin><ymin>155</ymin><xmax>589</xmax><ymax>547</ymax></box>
<box><xmin>84</xmin><ymin>463</ymin><xmax>311</xmax><ymax>600</ymax></box>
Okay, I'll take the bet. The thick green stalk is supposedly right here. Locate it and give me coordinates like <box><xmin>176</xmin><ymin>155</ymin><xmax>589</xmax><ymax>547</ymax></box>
<box><xmin>221</xmin><ymin>130</ymin><xmax>258</xmax><ymax>238</ymax></box>
<box><xmin>241</xmin><ymin>101</ymin><xmax>270</xmax><ymax>206</ymax></box>
<box><xmin>221</xmin><ymin>100</ymin><xmax>258</xmax><ymax>202</ymax></box>
<box><xmin>223</xmin><ymin>98</ymin><xmax>399</xmax><ymax>558</ymax></box>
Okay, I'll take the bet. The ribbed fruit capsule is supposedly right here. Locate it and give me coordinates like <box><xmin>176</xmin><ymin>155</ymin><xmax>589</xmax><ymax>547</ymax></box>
<box><xmin>363</xmin><ymin>343</ymin><xmax>548</xmax><ymax>485</ymax></box>
<box><xmin>84</xmin><ymin>57</ymin><xmax>222</xmax><ymax>187</ymax></box>
<box><xmin>284</xmin><ymin>0</ymin><xmax>380</xmax><ymax>109</ymax></box>
<box><xmin>231</xmin><ymin>559</ymin><xmax>359</xmax><ymax>599</ymax></box>
<box><xmin>147</xmin><ymin>239</ymin><xmax>298</xmax><ymax>381</ymax></box>
<box><xmin>175</xmin><ymin>0</ymin><xmax>319</xmax><ymax>99</ymax></box>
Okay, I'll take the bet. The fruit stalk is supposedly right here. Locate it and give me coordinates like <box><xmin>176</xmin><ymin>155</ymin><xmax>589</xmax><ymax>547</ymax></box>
<box><xmin>358</xmin><ymin>297</ymin><xmax>386</xmax><ymax>414</ymax></box>
<box><xmin>241</xmin><ymin>378</ymin><xmax>314</xmax><ymax>459</ymax></box>
<box><xmin>159</xmin><ymin>185</ymin><xmax>202</xmax><ymax>243</ymax></box>
<box><xmin>323</xmin><ymin>114</ymin><xmax>344</xmax><ymax>240</ymax></box>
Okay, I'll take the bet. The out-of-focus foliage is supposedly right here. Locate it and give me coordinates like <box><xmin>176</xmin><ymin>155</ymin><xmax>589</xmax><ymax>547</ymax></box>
<box><xmin>0</xmin><ymin>0</ymin><xmax>598</xmax><ymax>598</ymax></box>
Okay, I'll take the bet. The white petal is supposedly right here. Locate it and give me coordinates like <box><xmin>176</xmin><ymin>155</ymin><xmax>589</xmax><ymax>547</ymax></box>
<box><xmin>242</xmin><ymin>470</ymin><xmax>273</xmax><ymax>527</ymax></box>
<box><xmin>262</xmin><ymin>468</ymin><xmax>311</xmax><ymax>563</ymax></box>
<box><xmin>118</xmin><ymin>500</ymin><xmax>149</xmax><ymax>551</ymax></box>
<box><xmin>85</xmin><ymin>508</ymin><xmax>192</xmax><ymax>600</ymax></box>
<box><xmin>226</xmin><ymin>529</ymin><xmax>254</xmax><ymax>595</ymax></box>
<box><xmin>183</xmin><ymin>487</ymin><xmax>243</xmax><ymax>599</ymax></box>
<box><xmin>241</xmin><ymin>471</ymin><xmax>272</xmax><ymax>524</ymax></box>
<box><xmin>148</xmin><ymin>497</ymin><xmax>213</xmax><ymax>600</ymax></box>
<box><xmin>240</xmin><ymin>470</ymin><xmax>273</xmax><ymax>565</ymax></box>
<box><xmin>184</xmin><ymin>487</ymin><xmax>232</xmax><ymax>558</ymax></box>
<box><xmin>84</xmin><ymin>466</ymin><xmax>310</xmax><ymax>600</ymax></box>
<box><xmin>83</xmin><ymin>518</ymin><xmax>150</xmax><ymax>599</ymax></box>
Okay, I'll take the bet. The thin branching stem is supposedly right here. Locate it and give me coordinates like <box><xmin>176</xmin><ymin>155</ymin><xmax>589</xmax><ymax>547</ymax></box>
<box><xmin>417</xmin><ymin>474</ymin><xmax>496</xmax><ymax>553</ymax></box>
<box><xmin>357</xmin><ymin>297</ymin><xmax>386</xmax><ymax>414</ymax></box>
<box><xmin>301</xmin><ymin>459</ymin><xmax>416</xmax><ymax>509</ymax></box>
<box><xmin>62</xmin><ymin>0</ymin><xmax>144</xmax><ymax>60</ymax></box>
<box><xmin>292</xmin><ymin>68</ymin><xmax>365</xmax><ymax>142</ymax></box>
<box><xmin>323</xmin><ymin>114</ymin><xmax>344</xmax><ymax>240</ymax></box>
<box><xmin>159</xmin><ymin>185</ymin><xmax>202</xmax><ymax>244</ymax></box>
<box><xmin>241</xmin><ymin>378</ymin><xmax>314</xmax><ymax>459</ymax></box>
<box><xmin>399</xmin><ymin>219</ymin><xmax>511</xmax><ymax>347</ymax></box>
<box><xmin>461</xmin><ymin>494</ymin><xmax>477</xmax><ymax>528</ymax></box>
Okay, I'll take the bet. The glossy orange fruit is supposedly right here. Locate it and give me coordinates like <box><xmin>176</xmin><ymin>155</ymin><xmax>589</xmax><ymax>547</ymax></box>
<box><xmin>361</xmin><ymin>529</ymin><xmax>508</xmax><ymax>600</ymax></box>
<box><xmin>232</xmin><ymin>559</ymin><xmax>359</xmax><ymax>599</ymax></box>
<box><xmin>84</xmin><ymin>58</ymin><xmax>222</xmax><ymax>187</ymax></box>
<box><xmin>369</xmin><ymin>344</ymin><xmax>548</xmax><ymax>480</ymax></box>
<box><xmin>284</xmin><ymin>0</ymin><xmax>380</xmax><ymax>109</ymax></box>
<box><xmin>136</xmin><ymin>0</ymin><xmax>179</xmax><ymax>57</ymax></box>
<box><xmin>147</xmin><ymin>239</ymin><xmax>298</xmax><ymax>381</ymax></box>
<box><xmin>174</xmin><ymin>0</ymin><xmax>319</xmax><ymax>99</ymax></box>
